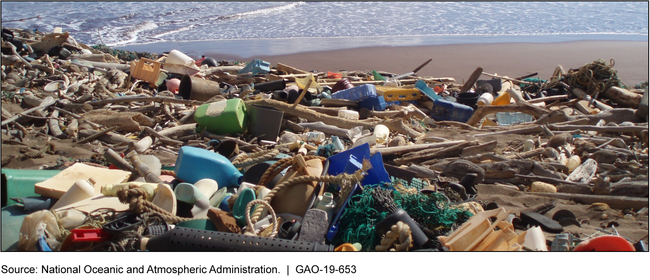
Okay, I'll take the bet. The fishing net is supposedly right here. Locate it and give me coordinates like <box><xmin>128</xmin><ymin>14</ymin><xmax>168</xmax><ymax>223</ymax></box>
<box><xmin>563</xmin><ymin>59</ymin><xmax>627</xmax><ymax>95</ymax></box>
<box><xmin>91</xmin><ymin>44</ymin><xmax>158</xmax><ymax>62</ymax></box>
<box><xmin>332</xmin><ymin>181</ymin><xmax>472</xmax><ymax>251</ymax></box>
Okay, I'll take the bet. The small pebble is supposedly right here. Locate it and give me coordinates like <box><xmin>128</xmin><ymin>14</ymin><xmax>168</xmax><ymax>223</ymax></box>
<box><xmin>624</xmin><ymin>214</ymin><xmax>636</xmax><ymax>221</ymax></box>
<box><xmin>600</xmin><ymin>213</ymin><xmax>608</xmax><ymax>220</ymax></box>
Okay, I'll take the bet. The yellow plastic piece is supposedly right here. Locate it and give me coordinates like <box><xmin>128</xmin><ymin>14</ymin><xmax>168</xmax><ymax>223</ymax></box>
<box><xmin>492</xmin><ymin>91</ymin><xmax>511</xmax><ymax>105</ymax></box>
<box><xmin>375</xmin><ymin>86</ymin><xmax>422</xmax><ymax>101</ymax></box>
<box><xmin>130</xmin><ymin>58</ymin><xmax>161</xmax><ymax>87</ymax></box>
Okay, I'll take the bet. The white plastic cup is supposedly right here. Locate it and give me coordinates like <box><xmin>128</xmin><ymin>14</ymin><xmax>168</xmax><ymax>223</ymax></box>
<box><xmin>338</xmin><ymin>109</ymin><xmax>359</xmax><ymax>120</ymax></box>
<box><xmin>166</xmin><ymin>49</ymin><xmax>195</xmax><ymax>66</ymax></box>
<box><xmin>373</xmin><ymin>124</ymin><xmax>389</xmax><ymax>144</ymax></box>
<box><xmin>477</xmin><ymin>92</ymin><xmax>494</xmax><ymax>106</ymax></box>
<box><xmin>51</xmin><ymin>178</ymin><xmax>96</xmax><ymax>210</ymax></box>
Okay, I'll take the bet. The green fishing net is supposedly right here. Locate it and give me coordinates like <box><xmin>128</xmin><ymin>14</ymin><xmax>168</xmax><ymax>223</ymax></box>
<box><xmin>332</xmin><ymin>182</ymin><xmax>472</xmax><ymax>251</ymax></box>
<box><xmin>91</xmin><ymin>44</ymin><xmax>158</xmax><ymax>62</ymax></box>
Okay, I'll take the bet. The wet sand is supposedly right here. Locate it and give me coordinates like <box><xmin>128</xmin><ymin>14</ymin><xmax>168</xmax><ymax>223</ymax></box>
<box><xmin>207</xmin><ymin>40</ymin><xmax>648</xmax><ymax>86</ymax></box>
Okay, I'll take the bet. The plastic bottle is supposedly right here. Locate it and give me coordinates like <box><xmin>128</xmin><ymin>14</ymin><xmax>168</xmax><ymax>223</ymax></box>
<box><xmin>373</xmin><ymin>124</ymin><xmax>389</xmax><ymax>144</ymax></box>
<box><xmin>315</xmin><ymin>192</ymin><xmax>336</xmax><ymax>224</ymax></box>
<box><xmin>174</xmin><ymin>146</ymin><xmax>243</xmax><ymax>187</ymax></box>
<box><xmin>477</xmin><ymin>92</ymin><xmax>494</xmax><ymax>106</ymax></box>
<box><xmin>338</xmin><ymin>109</ymin><xmax>359</xmax><ymax>120</ymax></box>
<box><xmin>301</xmin><ymin>131</ymin><xmax>325</xmax><ymax>144</ymax></box>
<box><xmin>51</xmin><ymin>179</ymin><xmax>96</xmax><ymax>210</ymax></box>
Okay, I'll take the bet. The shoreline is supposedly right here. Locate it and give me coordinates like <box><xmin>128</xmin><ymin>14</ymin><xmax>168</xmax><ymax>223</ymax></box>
<box><xmin>216</xmin><ymin>40</ymin><xmax>648</xmax><ymax>87</ymax></box>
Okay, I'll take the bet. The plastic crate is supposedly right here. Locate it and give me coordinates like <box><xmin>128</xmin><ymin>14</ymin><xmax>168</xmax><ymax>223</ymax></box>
<box><xmin>375</xmin><ymin>86</ymin><xmax>422</xmax><ymax>101</ymax></box>
<box><xmin>130</xmin><ymin>58</ymin><xmax>161</xmax><ymax>87</ymax></box>
<box><xmin>331</xmin><ymin>84</ymin><xmax>377</xmax><ymax>101</ymax></box>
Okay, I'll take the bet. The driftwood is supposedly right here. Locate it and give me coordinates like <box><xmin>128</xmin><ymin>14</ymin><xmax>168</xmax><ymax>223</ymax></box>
<box><xmin>310</xmin><ymin>106</ymin><xmax>347</xmax><ymax>116</ymax></box>
<box><xmin>371</xmin><ymin>140</ymin><xmax>466</xmax><ymax>156</ymax></box>
<box><xmin>466</xmin><ymin>103</ymin><xmax>550</xmax><ymax>127</ymax></box>
<box><xmin>526</xmin><ymin>192</ymin><xmax>648</xmax><ymax>211</ymax></box>
<box><xmin>602</xmin><ymin>86</ymin><xmax>642</xmax><ymax>108</ymax></box>
<box><xmin>572</xmin><ymin>88</ymin><xmax>613</xmax><ymax>111</ymax></box>
<box><xmin>514</xmin><ymin>174</ymin><xmax>588</xmax><ymax>187</ymax></box>
<box><xmin>143</xmin><ymin>127</ymin><xmax>183</xmax><ymax>146</ymax></box>
<box><xmin>460</xmin><ymin>67</ymin><xmax>484</xmax><ymax>93</ymax></box>
<box><xmin>78</xmin><ymin>128</ymin><xmax>134</xmax><ymax>145</ymax></box>
<box><xmin>296</xmin><ymin>122</ymin><xmax>352</xmax><ymax>139</ymax></box>
<box><xmin>474</xmin><ymin>126</ymin><xmax>542</xmax><ymax>137</ymax></box>
<box><xmin>246</xmin><ymin>99</ymin><xmax>423</xmax><ymax>138</ymax></box>
<box><xmin>76</xmin><ymin>126</ymin><xmax>119</xmax><ymax>145</ymax></box>
<box><xmin>460</xmin><ymin>140</ymin><xmax>497</xmax><ymax>157</ymax></box>
<box><xmin>398</xmin><ymin>141</ymin><xmax>478</xmax><ymax>165</ymax></box>
<box><xmin>48</xmin><ymin>110</ymin><xmax>63</xmax><ymax>138</ymax></box>
<box><xmin>548</xmin><ymin>124</ymin><xmax>648</xmax><ymax>133</ymax></box>
<box><xmin>1</xmin><ymin>96</ymin><xmax>57</xmax><ymax>126</ymax></box>
<box><xmin>87</xmin><ymin>96</ymin><xmax>204</xmax><ymax>106</ymax></box>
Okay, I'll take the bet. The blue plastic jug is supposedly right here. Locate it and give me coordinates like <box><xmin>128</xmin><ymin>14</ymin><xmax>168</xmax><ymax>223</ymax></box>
<box><xmin>174</xmin><ymin>146</ymin><xmax>243</xmax><ymax>188</ymax></box>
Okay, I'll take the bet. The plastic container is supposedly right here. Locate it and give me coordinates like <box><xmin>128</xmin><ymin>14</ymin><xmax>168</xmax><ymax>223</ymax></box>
<box><xmin>430</xmin><ymin>99</ymin><xmax>474</xmax><ymax>123</ymax></box>
<box><xmin>456</xmin><ymin>92</ymin><xmax>480</xmax><ymax>109</ymax></box>
<box><xmin>327</xmin><ymin>143</ymin><xmax>391</xmax><ymax>187</ymax></box>
<box><xmin>492</xmin><ymin>91</ymin><xmax>511</xmax><ymax>105</ymax></box>
<box><xmin>358</xmin><ymin>96</ymin><xmax>387</xmax><ymax>111</ymax></box>
<box><xmin>302</xmin><ymin>131</ymin><xmax>325</xmax><ymax>143</ymax></box>
<box><xmin>565</xmin><ymin>155</ymin><xmax>582</xmax><ymax>172</ymax></box>
<box><xmin>331</xmin><ymin>78</ymin><xmax>354</xmax><ymax>93</ymax></box>
<box><xmin>238</xmin><ymin>59</ymin><xmax>270</xmax><ymax>75</ymax></box>
<box><xmin>166</xmin><ymin>49</ymin><xmax>194</xmax><ymax>65</ymax></box>
<box><xmin>166</xmin><ymin>78</ymin><xmax>181</xmax><ymax>94</ymax></box>
<box><xmin>375</xmin><ymin>86</ymin><xmax>421</xmax><ymax>102</ymax></box>
<box><xmin>130</xmin><ymin>58</ymin><xmax>161</xmax><ymax>87</ymax></box>
<box><xmin>315</xmin><ymin>192</ymin><xmax>336</xmax><ymax>224</ymax></box>
<box><xmin>331</xmin><ymin>84</ymin><xmax>377</xmax><ymax>101</ymax></box>
<box><xmin>179</xmin><ymin>74</ymin><xmax>222</xmax><ymax>101</ymax></box>
<box><xmin>248</xmin><ymin>105</ymin><xmax>284</xmax><ymax>141</ymax></box>
<box><xmin>51</xmin><ymin>179</ymin><xmax>96</xmax><ymax>210</ymax></box>
<box><xmin>496</xmin><ymin>112</ymin><xmax>533</xmax><ymax>125</ymax></box>
<box><xmin>174</xmin><ymin>146</ymin><xmax>243</xmax><ymax>188</ymax></box>
<box><xmin>194</xmin><ymin>98</ymin><xmax>248</xmax><ymax>135</ymax></box>
<box><xmin>477</xmin><ymin>92</ymin><xmax>494</xmax><ymax>106</ymax></box>
<box><xmin>338</xmin><ymin>109</ymin><xmax>359</xmax><ymax>120</ymax></box>
<box><xmin>635</xmin><ymin>87</ymin><xmax>648</xmax><ymax>122</ymax></box>
<box><xmin>253</xmin><ymin>80</ymin><xmax>286</xmax><ymax>93</ymax></box>
<box><xmin>373</xmin><ymin>124</ymin><xmax>389</xmax><ymax>144</ymax></box>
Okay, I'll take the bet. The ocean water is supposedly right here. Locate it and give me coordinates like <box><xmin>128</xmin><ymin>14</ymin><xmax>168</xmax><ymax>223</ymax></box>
<box><xmin>2</xmin><ymin>1</ymin><xmax>648</xmax><ymax>58</ymax></box>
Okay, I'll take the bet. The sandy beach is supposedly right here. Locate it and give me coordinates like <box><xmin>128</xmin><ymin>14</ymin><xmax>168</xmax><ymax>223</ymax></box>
<box><xmin>206</xmin><ymin>40</ymin><xmax>648</xmax><ymax>87</ymax></box>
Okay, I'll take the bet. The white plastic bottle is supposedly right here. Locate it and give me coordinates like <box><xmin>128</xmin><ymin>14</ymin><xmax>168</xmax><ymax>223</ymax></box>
<box><xmin>316</xmin><ymin>192</ymin><xmax>337</xmax><ymax>224</ymax></box>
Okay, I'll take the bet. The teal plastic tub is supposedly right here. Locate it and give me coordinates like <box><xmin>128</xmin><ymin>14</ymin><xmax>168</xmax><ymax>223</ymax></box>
<box><xmin>1</xmin><ymin>169</ymin><xmax>61</xmax><ymax>208</ymax></box>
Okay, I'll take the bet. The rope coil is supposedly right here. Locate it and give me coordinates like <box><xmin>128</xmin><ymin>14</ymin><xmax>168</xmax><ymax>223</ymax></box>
<box><xmin>115</xmin><ymin>184</ymin><xmax>197</xmax><ymax>224</ymax></box>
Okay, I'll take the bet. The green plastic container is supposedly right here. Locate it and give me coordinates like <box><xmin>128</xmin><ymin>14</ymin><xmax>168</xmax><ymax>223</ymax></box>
<box><xmin>1</xmin><ymin>169</ymin><xmax>61</xmax><ymax>208</ymax></box>
<box><xmin>194</xmin><ymin>98</ymin><xmax>248</xmax><ymax>135</ymax></box>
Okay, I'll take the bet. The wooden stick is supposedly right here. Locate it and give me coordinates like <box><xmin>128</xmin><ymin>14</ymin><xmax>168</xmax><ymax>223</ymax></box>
<box><xmin>143</xmin><ymin>126</ymin><xmax>183</xmax><ymax>146</ymax></box>
<box><xmin>481</xmin><ymin>72</ymin><xmax>534</xmax><ymax>85</ymax></box>
<box><xmin>292</xmin><ymin>75</ymin><xmax>313</xmax><ymax>108</ymax></box>
<box><xmin>460</xmin><ymin>67</ymin><xmax>484</xmax><ymax>93</ymax></box>
<box><xmin>514</xmin><ymin>174</ymin><xmax>588</xmax><ymax>187</ymax></box>
<box><xmin>371</xmin><ymin>140</ymin><xmax>466</xmax><ymax>156</ymax></box>
<box><xmin>412</xmin><ymin>58</ymin><xmax>433</xmax><ymax>73</ymax></box>
<box><xmin>548</xmin><ymin>124</ymin><xmax>648</xmax><ymax>133</ymax></box>
<box><xmin>75</xmin><ymin>126</ymin><xmax>119</xmax><ymax>145</ymax></box>
<box><xmin>466</xmin><ymin>103</ymin><xmax>550</xmax><ymax>127</ymax></box>
<box><xmin>396</xmin><ymin>141</ymin><xmax>478</xmax><ymax>165</ymax></box>
<box><xmin>526</xmin><ymin>192</ymin><xmax>648</xmax><ymax>211</ymax></box>
<box><xmin>87</xmin><ymin>96</ymin><xmax>204</xmax><ymax>106</ymax></box>
<box><xmin>473</xmin><ymin>125</ymin><xmax>542</xmax><ymax>137</ymax></box>
<box><xmin>1</xmin><ymin>97</ymin><xmax>56</xmax><ymax>126</ymax></box>
<box><xmin>572</xmin><ymin>88</ymin><xmax>613</xmax><ymax>111</ymax></box>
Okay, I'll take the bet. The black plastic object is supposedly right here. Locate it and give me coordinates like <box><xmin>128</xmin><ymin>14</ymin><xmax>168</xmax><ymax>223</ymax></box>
<box><xmin>375</xmin><ymin>208</ymin><xmax>428</xmax><ymax>250</ymax></box>
<box><xmin>552</xmin><ymin>209</ymin><xmax>581</xmax><ymax>227</ymax></box>
<box><xmin>11</xmin><ymin>197</ymin><xmax>55</xmax><ymax>213</ymax></box>
<box><xmin>248</xmin><ymin>105</ymin><xmax>284</xmax><ymax>141</ymax></box>
<box><xmin>476</xmin><ymin>79</ymin><xmax>502</xmax><ymax>93</ymax></box>
<box><xmin>484</xmin><ymin>202</ymin><xmax>499</xmax><ymax>211</ymax></box>
<box><xmin>103</xmin><ymin>213</ymin><xmax>142</xmax><ymax>234</ymax></box>
<box><xmin>384</xmin><ymin>164</ymin><xmax>418</xmax><ymax>182</ymax></box>
<box><xmin>446</xmin><ymin>182</ymin><xmax>468</xmax><ymax>201</ymax></box>
<box><xmin>520</xmin><ymin>211</ymin><xmax>563</xmax><ymax>233</ymax></box>
<box><xmin>146</xmin><ymin>224</ymin><xmax>172</xmax><ymax>237</ymax></box>
<box><xmin>325</xmin><ymin>183</ymin><xmax>362</xmax><ymax>242</ymax></box>
<box><xmin>242</xmin><ymin>162</ymin><xmax>282</xmax><ymax>189</ymax></box>
<box><xmin>459</xmin><ymin>173</ymin><xmax>478</xmax><ymax>196</ymax></box>
<box><xmin>254</xmin><ymin>80</ymin><xmax>286</xmax><ymax>93</ymax></box>
<box><xmin>145</xmin><ymin>227</ymin><xmax>333</xmax><ymax>251</ymax></box>
<box><xmin>455</xmin><ymin>92</ymin><xmax>479</xmax><ymax>109</ymax></box>
<box><xmin>634</xmin><ymin>240</ymin><xmax>648</xmax><ymax>252</ymax></box>
<box><xmin>278</xmin><ymin>220</ymin><xmax>301</xmax><ymax>240</ymax></box>
<box><xmin>201</xmin><ymin>57</ymin><xmax>218</xmax><ymax>67</ymax></box>
<box><xmin>214</xmin><ymin>140</ymin><xmax>239</xmax><ymax>158</ymax></box>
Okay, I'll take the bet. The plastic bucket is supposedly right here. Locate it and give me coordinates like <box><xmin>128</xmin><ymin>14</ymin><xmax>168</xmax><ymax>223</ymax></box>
<box><xmin>248</xmin><ymin>105</ymin><xmax>284</xmax><ymax>141</ymax></box>
<box><xmin>179</xmin><ymin>74</ymin><xmax>222</xmax><ymax>101</ymax></box>
<box><xmin>166</xmin><ymin>49</ymin><xmax>194</xmax><ymax>65</ymax></box>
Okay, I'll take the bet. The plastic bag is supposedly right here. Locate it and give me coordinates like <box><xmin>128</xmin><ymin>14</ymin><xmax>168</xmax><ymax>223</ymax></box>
<box><xmin>19</xmin><ymin>210</ymin><xmax>62</xmax><ymax>251</ymax></box>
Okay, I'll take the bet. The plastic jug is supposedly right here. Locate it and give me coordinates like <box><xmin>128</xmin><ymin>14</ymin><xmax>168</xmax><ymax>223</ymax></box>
<box><xmin>174</xmin><ymin>146</ymin><xmax>243</xmax><ymax>188</ymax></box>
<box><xmin>194</xmin><ymin>98</ymin><xmax>248</xmax><ymax>135</ymax></box>
<box><xmin>327</xmin><ymin>143</ymin><xmax>390</xmax><ymax>186</ymax></box>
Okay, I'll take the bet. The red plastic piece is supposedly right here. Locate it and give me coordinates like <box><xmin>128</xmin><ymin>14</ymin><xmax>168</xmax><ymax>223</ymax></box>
<box><xmin>572</xmin><ymin>235</ymin><xmax>635</xmax><ymax>252</ymax></box>
<box><xmin>71</xmin><ymin>228</ymin><xmax>112</xmax><ymax>243</ymax></box>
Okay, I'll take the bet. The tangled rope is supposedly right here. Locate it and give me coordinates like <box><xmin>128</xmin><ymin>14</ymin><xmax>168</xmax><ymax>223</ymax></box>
<box><xmin>243</xmin><ymin>199</ymin><xmax>278</xmax><ymax>238</ymax></box>
<box><xmin>248</xmin><ymin>156</ymin><xmax>370</xmax><ymax>227</ymax></box>
<box><xmin>115</xmin><ymin>184</ymin><xmax>196</xmax><ymax>224</ymax></box>
<box><xmin>563</xmin><ymin>59</ymin><xmax>626</xmax><ymax>96</ymax></box>
<box><xmin>232</xmin><ymin>149</ymin><xmax>280</xmax><ymax>168</ymax></box>
<box><xmin>375</xmin><ymin>221</ymin><xmax>413</xmax><ymax>251</ymax></box>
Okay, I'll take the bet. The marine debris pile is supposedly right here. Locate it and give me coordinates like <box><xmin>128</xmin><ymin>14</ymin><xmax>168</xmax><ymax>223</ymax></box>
<box><xmin>2</xmin><ymin>28</ymin><xmax>648</xmax><ymax>252</ymax></box>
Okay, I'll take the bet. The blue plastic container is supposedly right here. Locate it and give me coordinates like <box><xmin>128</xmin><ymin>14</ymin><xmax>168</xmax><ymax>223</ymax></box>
<box><xmin>358</xmin><ymin>95</ymin><xmax>387</xmax><ymax>111</ymax></box>
<box><xmin>327</xmin><ymin>143</ymin><xmax>390</xmax><ymax>186</ymax></box>
<box><xmin>330</xmin><ymin>84</ymin><xmax>377</xmax><ymax>101</ymax></box>
<box><xmin>174</xmin><ymin>146</ymin><xmax>243</xmax><ymax>188</ymax></box>
<box><xmin>430</xmin><ymin>99</ymin><xmax>474</xmax><ymax>123</ymax></box>
<box><xmin>238</xmin><ymin>59</ymin><xmax>271</xmax><ymax>75</ymax></box>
